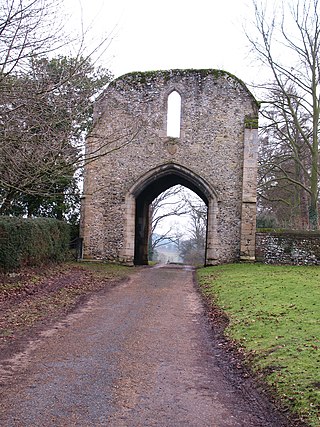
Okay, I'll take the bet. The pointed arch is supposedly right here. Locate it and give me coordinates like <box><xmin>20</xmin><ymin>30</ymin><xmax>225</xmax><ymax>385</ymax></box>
<box><xmin>130</xmin><ymin>163</ymin><xmax>219</xmax><ymax>203</ymax></box>
<box><xmin>119</xmin><ymin>163</ymin><xmax>220</xmax><ymax>266</ymax></box>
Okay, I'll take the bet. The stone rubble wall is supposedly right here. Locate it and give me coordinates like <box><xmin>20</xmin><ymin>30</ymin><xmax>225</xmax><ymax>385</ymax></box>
<box><xmin>256</xmin><ymin>231</ymin><xmax>320</xmax><ymax>265</ymax></box>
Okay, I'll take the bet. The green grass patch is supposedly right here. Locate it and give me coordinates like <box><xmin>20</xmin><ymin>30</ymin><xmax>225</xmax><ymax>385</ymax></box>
<box><xmin>197</xmin><ymin>263</ymin><xmax>320</xmax><ymax>427</ymax></box>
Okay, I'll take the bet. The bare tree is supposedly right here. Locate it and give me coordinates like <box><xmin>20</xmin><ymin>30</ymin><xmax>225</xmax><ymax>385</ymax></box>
<box><xmin>149</xmin><ymin>185</ymin><xmax>207</xmax><ymax>264</ymax></box>
<box><xmin>248</xmin><ymin>0</ymin><xmax>320</xmax><ymax>229</ymax></box>
<box><xmin>257</xmin><ymin>85</ymin><xmax>311</xmax><ymax>228</ymax></box>
<box><xmin>149</xmin><ymin>185</ymin><xmax>189</xmax><ymax>259</ymax></box>
<box><xmin>0</xmin><ymin>0</ymin><xmax>65</xmax><ymax>78</ymax></box>
<box><xmin>0</xmin><ymin>1</ymin><xmax>121</xmax><ymax>218</ymax></box>
<box><xmin>179</xmin><ymin>195</ymin><xmax>207</xmax><ymax>265</ymax></box>
<box><xmin>0</xmin><ymin>55</ymin><xmax>112</xmax><ymax>216</ymax></box>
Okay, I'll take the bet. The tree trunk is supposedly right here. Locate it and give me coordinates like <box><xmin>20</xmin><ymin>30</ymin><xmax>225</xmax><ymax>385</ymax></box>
<box><xmin>309</xmin><ymin>160</ymin><xmax>318</xmax><ymax>229</ymax></box>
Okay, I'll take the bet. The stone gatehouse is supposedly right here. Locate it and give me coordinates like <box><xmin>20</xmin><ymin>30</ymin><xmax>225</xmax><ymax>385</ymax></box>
<box><xmin>80</xmin><ymin>69</ymin><xmax>259</xmax><ymax>265</ymax></box>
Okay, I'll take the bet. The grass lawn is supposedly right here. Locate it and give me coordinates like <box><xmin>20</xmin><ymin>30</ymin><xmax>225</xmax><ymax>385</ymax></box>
<box><xmin>197</xmin><ymin>263</ymin><xmax>320</xmax><ymax>427</ymax></box>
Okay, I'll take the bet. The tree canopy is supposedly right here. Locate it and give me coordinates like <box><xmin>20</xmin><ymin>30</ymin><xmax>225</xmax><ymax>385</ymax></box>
<box><xmin>0</xmin><ymin>1</ymin><xmax>112</xmax><ymax>220</ymax></box>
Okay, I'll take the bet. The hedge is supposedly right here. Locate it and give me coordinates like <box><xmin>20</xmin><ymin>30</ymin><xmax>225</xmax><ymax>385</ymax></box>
<box><xmin>0</xmin><ymin>217</ymin><xmax>70</xmax><ymax>271</ymax></box>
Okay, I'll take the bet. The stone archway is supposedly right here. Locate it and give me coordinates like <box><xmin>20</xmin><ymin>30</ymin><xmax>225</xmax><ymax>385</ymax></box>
<box><xmin>120</xmin><ymin>163</ymin><xmax>219</xmax><ymax>265</ymax></box>
<box><xmin>80</xmin><ymin>69</ymin><xmax>259</xmax><ymax>265</ymax></box>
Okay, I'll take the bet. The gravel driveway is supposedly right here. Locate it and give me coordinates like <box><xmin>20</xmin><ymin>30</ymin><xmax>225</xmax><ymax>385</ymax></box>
<box><xmin>0</xmin><ymin>264</ymin><xmax>289</xmax><ymax>426</ymax></box>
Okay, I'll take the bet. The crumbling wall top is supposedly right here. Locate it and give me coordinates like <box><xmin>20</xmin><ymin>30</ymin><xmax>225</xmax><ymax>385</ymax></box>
<box><xmin>104</xmin><ymin>68</ymin><xmax>259</xmax><ymax>109</ymax></box>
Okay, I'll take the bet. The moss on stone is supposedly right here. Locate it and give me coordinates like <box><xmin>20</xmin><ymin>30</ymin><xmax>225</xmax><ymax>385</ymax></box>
<box><xmin>109</xmin><ymin>69</ymin><xmax>258</xmax><ymax>105</ymax></box>
<box><xmin>109</xmin><ymin>68</ymin><xmax>260</xmax><ymax>108</ymax></box>
<box><xmin>256</xmin><ymin>228</ymin><xmax>320</xmax><ymax>237</ymax></box>
<box><xmin>244</xmin><ymin>115</ymin><xmax>259</xmax><ymax>129</ymax></box>
<box><xmin>113</xmin><ymin>68</ymin><xmax>237</xmax><ymax>84</ymax></box>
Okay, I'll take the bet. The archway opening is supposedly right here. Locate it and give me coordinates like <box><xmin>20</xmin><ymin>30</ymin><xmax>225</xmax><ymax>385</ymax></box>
<box><xmin>149</xmin><ymin>185</ymin><xmax>207</xmax><ymax>265</ymax></box>
<box><xmin>134</xmin><ymin>172</ymin><xmax>209</xmax><ymax>266</ymax></box>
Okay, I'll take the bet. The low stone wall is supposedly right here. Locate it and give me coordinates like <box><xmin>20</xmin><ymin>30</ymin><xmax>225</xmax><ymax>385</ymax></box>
<box><xmin>256</xmin><ymin>231</ymin><xmax>320</xmax><ymax>265</ymax></box>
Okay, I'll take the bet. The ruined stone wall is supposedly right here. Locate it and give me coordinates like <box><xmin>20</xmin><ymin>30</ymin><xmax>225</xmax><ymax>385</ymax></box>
<box><xmin>81</xmin><ymin>69</ymin><xmax>259</xmax><ymax>264</ymax></box>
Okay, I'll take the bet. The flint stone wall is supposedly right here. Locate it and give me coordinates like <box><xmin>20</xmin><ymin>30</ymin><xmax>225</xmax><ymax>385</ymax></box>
<box><xmin>81</xmin><ymin>69</ymin><xmax>259</xmax><ymax>265</ymax></box>
<box><xmin>256</xmin><ymin>231</ymin><xmax>320</xmax><ymax>265</ymax></box>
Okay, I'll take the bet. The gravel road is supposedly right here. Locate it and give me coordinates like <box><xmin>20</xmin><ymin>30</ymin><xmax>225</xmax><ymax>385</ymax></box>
<box><xmin>0</xmin><ymin>264</ymin><xmax>289</xmax><ymax>427</ymax></box>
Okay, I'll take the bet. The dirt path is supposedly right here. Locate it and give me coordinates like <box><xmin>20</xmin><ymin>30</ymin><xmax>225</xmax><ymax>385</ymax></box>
<box><xmin>0</xmin><ymin>265</ymin><xmax>289</xmax><ymax>427</ymax></box>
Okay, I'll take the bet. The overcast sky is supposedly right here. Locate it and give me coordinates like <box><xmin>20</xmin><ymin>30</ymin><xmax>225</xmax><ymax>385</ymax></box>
<box><xmin>64</xmin><ymin>0</ymin><xmax>260</xmax><ymax>86</ymax></box>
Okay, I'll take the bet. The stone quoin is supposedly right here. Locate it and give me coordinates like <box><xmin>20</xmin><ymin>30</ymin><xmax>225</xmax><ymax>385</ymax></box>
<box><xmin>80</xmin><ymin>69</ymin><xmax>259</xmax><ymax>265</ymax></box>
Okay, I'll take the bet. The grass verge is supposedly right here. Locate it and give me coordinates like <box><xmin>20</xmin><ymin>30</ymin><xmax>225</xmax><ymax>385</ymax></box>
<box><xmin>197</xmin><ymin>263</ymin><xmax>320</xmax><ymax>427</ymax></box>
